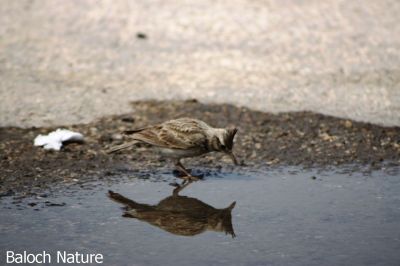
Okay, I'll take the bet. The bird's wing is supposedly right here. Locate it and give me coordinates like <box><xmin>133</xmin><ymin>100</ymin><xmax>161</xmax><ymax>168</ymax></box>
<box><xmin>106</xmin><ymin>140</ymin><xmax>140</xmax><ymax>154</ymax></box>
<box><xmin>132</xmin><ymin>120</ymin><xmax>208</xmax><ymax>150</ymax></box>
<box><xmin>131</xmin><ymin>210</ymin><xmax>207</xmax><ymax>236</ymax></box>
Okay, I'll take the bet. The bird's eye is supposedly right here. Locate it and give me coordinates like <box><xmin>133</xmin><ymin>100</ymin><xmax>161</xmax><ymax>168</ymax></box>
<box><xmin>220</xmin><ymin>144</ymin><xmax>226</xmax><ymax>150</ymax></box>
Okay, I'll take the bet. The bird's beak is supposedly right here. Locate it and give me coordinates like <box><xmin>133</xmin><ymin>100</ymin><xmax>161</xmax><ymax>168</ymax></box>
<box><xmin>229</xmin><ymin>152</ymin><xmax>239</xmax><ymax>166</ymax></box>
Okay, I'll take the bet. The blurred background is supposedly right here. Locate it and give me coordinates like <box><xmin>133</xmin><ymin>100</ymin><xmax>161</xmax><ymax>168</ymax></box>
<box><xmin>1</xmin><ymin>0</ymin><xmax>399</xmax><ymax>127</ymax></box>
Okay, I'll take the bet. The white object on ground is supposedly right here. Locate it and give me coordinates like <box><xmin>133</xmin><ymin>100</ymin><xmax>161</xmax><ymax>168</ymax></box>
<box><xmin>34</xmin><ymin>129</ymin><xmax>84</xmax><ymax>151</ymax></box>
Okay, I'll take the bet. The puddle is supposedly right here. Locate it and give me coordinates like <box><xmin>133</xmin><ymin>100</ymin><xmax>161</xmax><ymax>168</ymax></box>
<box><xmin>1</xmin><ymin>167</ymin><xmax>400</xmax><ymax>266</ymax></box>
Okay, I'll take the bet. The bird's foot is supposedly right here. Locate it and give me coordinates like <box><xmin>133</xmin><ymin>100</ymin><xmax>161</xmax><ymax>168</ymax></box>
<box><xmin>172</xmin><ymin>180</ymin><xmax>193</xmax><ymax>195</ymax></box>
<box><xmin>185</xmin><ymin>175</ymin><xmax>199</xmax><ymax>182</ymax></box>
<box><xmin>172</xmin><ymin>169</ymin><xmax>204</xmax><ymax>180</ymax></box>
<box><xmin>169</xmin><ymin>182</ymin><xmax>180</xmax><ymax>187</ymax></box>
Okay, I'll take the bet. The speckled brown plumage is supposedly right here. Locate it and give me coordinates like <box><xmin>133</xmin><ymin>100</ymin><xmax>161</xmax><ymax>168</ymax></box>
<box><xmin>107</xmin><ymin>118</ymin><xmax>239</xmax><ymax>182</ymax></box>
<box><xmin>108</xmin><ymin>187</ymin><xmax>236</xmax><ymax>238</ymax></box>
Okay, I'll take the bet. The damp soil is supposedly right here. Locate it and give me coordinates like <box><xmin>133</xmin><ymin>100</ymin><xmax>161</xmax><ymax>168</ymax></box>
<box><xmin>0</xmin><ymin>100</ymin><xmax>399</xmax><ymax>198</ymax></box>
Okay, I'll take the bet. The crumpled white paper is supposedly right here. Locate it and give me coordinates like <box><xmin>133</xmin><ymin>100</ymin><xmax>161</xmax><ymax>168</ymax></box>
<box><xmin>34</xmin><ymin>129</ymin><xmax>84</xmax><ymax>151</ymax></box>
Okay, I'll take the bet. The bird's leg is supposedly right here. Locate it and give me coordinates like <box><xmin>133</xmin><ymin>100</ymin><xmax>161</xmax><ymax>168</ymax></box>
<box><xmin>175</xmin><ymin>161</ymin><xmax>191</xmax><ymax>176</ymax></box>
<box><xmin>172</xmin><ymin>180</ymin><xmax>192</xmax><ymax>196</ymax></box>
<box><xmin>174</xmin><ymin>161</ymin><xmax>199</xmax><ymax>182</ymax></box>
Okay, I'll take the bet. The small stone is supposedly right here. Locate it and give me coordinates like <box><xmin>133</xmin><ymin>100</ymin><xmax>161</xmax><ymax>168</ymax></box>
<box><xmin>344</xmin><ymin>120</ymin><xmax>353</xmax><ymax>128</ymax></box>
<box><xmin>136</xmin><ymin>32</ymin><xmax>147</xmax><ymax>39</ymax></box>
<box><xmin>121</xmin><ymin>116</ymin><xmax>135</xmax><ymax>123</ymax></box>
<box><xmin>319</xmin><ymin>132</ymin><xmax>336</xmax><ymax>142</ymax></box>
<box><xmin>111</xmin><ymin>133</ymin><xmax>123</xmax><ymax>141</ymax></box>
<box><xmin>266</xmin><ymin>158</ymin><xmax>280</xmax><ymax>165</ymax></box>
<box><xmin>185</xmin><ymin>99</ymin><xmax>198</xmax><ymax>103</ymax></box>
<box><xmin>45</xmin><ymin>202</ymin><xmax>66</xmax><ymax>207</ymax></box>
<box><xmin>335</xmin><ymin>143</ymin><xmax>343</xmax><ymax>148</ymax></box>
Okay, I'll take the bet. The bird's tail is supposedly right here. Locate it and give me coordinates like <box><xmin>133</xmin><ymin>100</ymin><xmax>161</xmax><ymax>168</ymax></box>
<box><xmin>108</xmin><ymin>190</ymin><xmax>152</xmax><ymax>211</ymax></box>
<box><xmin>106</xmin><ymin>140</ymin><xmax>139</xmax><ymax>154</ymax></box>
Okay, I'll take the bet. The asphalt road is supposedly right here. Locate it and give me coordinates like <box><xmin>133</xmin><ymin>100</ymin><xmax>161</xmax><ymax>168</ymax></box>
<box><xmin>1</xmin><ymin>0</ymin><xmax>399</xmax><ymax>127</ymax></box>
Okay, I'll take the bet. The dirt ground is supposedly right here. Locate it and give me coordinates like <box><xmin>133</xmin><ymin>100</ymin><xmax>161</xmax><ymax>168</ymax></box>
<box><xmin>1</xmin><ymin>100</ymin><xmax>399</xmax><ymax>198</ymax></box>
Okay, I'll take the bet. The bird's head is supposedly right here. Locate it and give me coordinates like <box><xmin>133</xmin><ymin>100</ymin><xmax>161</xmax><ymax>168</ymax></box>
<box><xmin>208</xmin><ymin>201</ymin><xmax>236</xmax><ymax>238</ymax></box>
<box><xmin>210</xmin><ymin>127</ymin><xmax>239</xmax><ymax>165</ymax></box>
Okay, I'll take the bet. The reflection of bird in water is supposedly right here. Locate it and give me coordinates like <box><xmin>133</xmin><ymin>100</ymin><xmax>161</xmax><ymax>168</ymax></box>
<box><xmin>108</xmin><ymin>183</ymin><xmax>236</xmax><ymax>237</ymax></box>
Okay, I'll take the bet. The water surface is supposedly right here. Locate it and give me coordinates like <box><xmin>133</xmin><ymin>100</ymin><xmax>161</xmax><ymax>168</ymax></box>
<box><xmin>1</xmin><ymin>167</ymin><xmax>400</xmax><ymax>266</ymax></box>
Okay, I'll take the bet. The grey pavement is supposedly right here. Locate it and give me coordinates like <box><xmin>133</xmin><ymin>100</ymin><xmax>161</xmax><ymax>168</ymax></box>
<box><xmin>1</xmin><ymin>0</ymin><xmax>399</xmax><ymax>127</ymax></box>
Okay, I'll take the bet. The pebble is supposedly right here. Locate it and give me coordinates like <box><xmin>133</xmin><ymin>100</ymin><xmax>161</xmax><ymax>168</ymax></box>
<box><xmin>136</xmin><ymin>32</ymin><xmax>147</xmax><ymax>39</ymax></box>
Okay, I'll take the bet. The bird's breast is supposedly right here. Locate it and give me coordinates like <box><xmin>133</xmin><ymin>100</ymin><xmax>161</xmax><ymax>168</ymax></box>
<box><xmin>158</xmin><ymin>147</ymin><xmax>207</xmax><ymax>159</ymax></box>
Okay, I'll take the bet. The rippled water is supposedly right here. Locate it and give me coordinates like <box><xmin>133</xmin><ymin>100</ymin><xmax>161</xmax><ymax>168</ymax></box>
<box><xmin>1</xmin><ymin>167</ymin><xmax>400</xmax><ymax>266</ymax></box>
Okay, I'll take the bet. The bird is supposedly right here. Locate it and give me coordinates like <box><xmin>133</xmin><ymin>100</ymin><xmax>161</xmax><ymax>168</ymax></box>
<box><xmin>107</xmin><ymin>118</ymin><xmax>239</xmax><ymax>182</ymax></box>
<box><xmin>108</xmin><ymin>183</ymin><xmax>236</xmax><ymax>237</ymax></box>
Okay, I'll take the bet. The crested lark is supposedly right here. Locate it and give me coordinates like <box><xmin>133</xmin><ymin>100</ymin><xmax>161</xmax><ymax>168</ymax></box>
<box><xmin>107</xmin><ymin>118</ymin><xmax>239</xmax><ymax>182</ymax></box>
<box><xmin>108</xmin><ymin>185</ymin><xmax>236</xmax><ymax>237</ymax></box>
